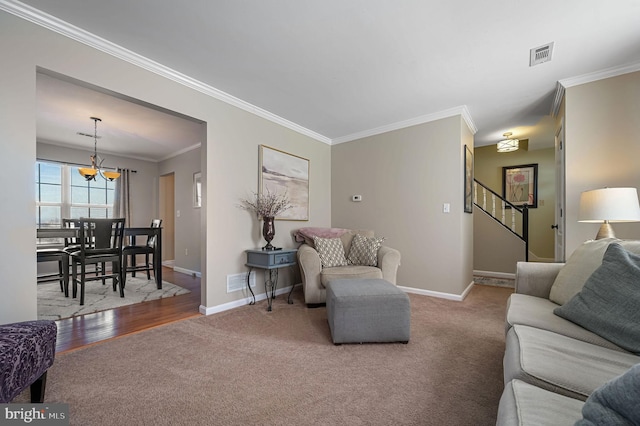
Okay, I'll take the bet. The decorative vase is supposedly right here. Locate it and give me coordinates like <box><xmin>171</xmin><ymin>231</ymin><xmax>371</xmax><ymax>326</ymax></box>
<box><xmin>262</xmin><ymin>216</ymin><xmax>275</xmax><ymax>250</ymax></box>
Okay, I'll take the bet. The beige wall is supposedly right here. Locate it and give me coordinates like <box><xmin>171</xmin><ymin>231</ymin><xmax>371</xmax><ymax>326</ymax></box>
<box><xmin>474</xmin><ymin>143</ymin><xmax>556</xmax><ymax>262</ymax></box>
<box><xmin>564</xmin><ymin>71</ymin><xmax>640</xmax><ymax>256</ymax></box>
<box><xmin>159</xmin><ymin>173</ymin><xmax>175</xmax><ymax>262</ymax></box>
<box><xmin>0</xmin><ymin>11</ymin><xmax>332</xmax><ymax>323</ymax></box>
<box><xmin>159</xmin><ymin>146</ymin><xmax>202</xmax><ymax>274</ymax></box>
<box><xmin>474</xmin><ymin>210</ymin><xmax>526</xmax><ymax>274</ymax></box>
<box><xmin>331</xmin><ymin>116</ymin><xmax>474</xmax><ymax>297</ymax></box>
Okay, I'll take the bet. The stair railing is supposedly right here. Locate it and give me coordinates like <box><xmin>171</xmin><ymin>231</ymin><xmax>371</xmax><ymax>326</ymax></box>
<box><xmin>473</xmin><ymin>179</ymin><xmax>529</xmax><ymax>261</ymax></box>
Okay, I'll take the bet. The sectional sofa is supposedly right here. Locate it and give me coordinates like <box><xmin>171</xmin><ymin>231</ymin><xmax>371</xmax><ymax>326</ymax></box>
<box><xmin>497</xmin><ymin>238</ymin><xmax>640</xmax><ymax>425</ymax></box>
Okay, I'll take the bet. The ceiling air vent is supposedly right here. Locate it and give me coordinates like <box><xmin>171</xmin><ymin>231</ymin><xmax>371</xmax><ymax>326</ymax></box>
<box><xmin>530</xmin><ymin>42</ymin><xmax>554</xmax><ymax>66</ymax></box>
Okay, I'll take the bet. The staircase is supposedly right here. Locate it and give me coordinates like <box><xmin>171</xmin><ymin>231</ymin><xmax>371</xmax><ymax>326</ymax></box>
<box><xmin>474</xmin><ymin>179</ymin><xmax>529</xmax><ymax>261</ymax></box>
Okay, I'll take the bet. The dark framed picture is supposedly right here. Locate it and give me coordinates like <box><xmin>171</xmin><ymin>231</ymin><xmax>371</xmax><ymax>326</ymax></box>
<box><xmin>464</xmin><ymin>145</ymin><xmax>473</xmax><ymax>213</ymax></box>
<box><xmin>502</xmin><ymin>164</ymin><xmax>538</xmax><ymax>208</ymax></box>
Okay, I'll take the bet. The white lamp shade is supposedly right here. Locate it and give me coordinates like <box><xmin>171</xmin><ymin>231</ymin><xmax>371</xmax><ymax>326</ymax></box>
<box><xmin>497</xmin><ymin>138</ymin><xmax>519</xmax><ymax>152</ymax></box>
<box><xmin>578</xmin><ymin>187</ymin><xmax>640</xmax><ymax>223</ymax></box>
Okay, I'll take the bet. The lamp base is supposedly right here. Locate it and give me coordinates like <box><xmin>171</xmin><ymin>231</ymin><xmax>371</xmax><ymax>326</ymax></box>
<box><xmin>595</xmin><ymin>222</ymin><xmax>615</xmax><ymax>240</ymax></box>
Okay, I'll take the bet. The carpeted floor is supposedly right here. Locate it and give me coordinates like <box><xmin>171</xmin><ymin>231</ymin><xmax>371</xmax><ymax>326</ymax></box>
<box><xmin>38</xmin><ymin>276</ymin><xmax>190</xmax><ymax>320</ymax></box>
<box><xmin>19</xmin><ymin>285</ymin><xmax>513</xmax><ymax>425</ymax></box>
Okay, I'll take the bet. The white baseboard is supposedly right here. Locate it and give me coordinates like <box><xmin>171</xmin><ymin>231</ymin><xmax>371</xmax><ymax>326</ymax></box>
<box><xmin>398</xmin><ymin>280</ymin><xmax>474</xmax><ymax>302</ymax></box>
<box><xmin>199</xmin><ymin>284</ymin><xmax>299</xmax><ymax>316</ymax></box>
<box><xmin>473</xmin><ymin>270</ymin><xmax>516</xmax><ymax>280</ymax></box>
<box><xmin>173</xmin><ymin>266</ymin><xmax>201</xmax><ymax>278</ymax></box>
<box><xmin>200</xmin><ymin>281</ymin><xmax>474</xmax><ymax>315</ymax></box>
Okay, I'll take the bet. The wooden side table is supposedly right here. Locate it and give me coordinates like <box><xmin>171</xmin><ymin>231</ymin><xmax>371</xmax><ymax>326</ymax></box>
<box><xmin>246</xmin><ymin>248</ymin><xmax>298</xmax><ymax>311</ymax></box>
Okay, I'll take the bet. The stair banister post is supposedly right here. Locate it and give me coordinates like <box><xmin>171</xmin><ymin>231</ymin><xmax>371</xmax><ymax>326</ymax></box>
<box><xmin>523</xmin><ymin>205</ymin><xmax>529</xmax><ymax>261</ymax></box>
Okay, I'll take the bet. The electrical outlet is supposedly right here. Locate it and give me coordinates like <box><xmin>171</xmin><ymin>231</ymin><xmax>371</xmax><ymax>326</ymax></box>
<box><xmin>443</xmin><ymin>203</ymin><xmax>450</xmax><ymax>213</ymax></box>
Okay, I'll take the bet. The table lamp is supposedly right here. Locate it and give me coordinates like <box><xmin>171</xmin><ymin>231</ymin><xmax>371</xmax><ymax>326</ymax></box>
<box><xmin>578</xmin><ymin>187</ymin><xmax>640</xmax><ymax>239</ymax></box>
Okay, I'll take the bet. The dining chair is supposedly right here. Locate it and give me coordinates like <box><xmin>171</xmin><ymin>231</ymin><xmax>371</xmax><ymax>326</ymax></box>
<box><xmin>68</xmin><ymin>217</ymin><xmax>126</xmax><ymax>305</ymax></box>
<box><xmin>36</xmin><ymin>248</ymin><xmax>67</xmax><ymax>294</ymax></box>
<box><xmin>123</xmin><ymin>219</ymin><xmax>162</xmax><ymax>286</ymax></box>
<box><xmin>63</xmin><ymin>218</ymin><xmax>107</xmax><ymax>284</ymax></box>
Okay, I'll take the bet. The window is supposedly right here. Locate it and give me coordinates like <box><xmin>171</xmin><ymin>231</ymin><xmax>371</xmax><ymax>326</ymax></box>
<box><xmin>36</xmin><ymin>160</ymin><xmax>115</xmax><ymax>229</ymax></box>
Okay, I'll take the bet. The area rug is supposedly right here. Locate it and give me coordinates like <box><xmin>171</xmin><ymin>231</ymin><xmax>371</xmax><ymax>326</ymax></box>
<box><xmin>38</xmin><ymin>276</ymin><xmax>190</xmax><ymax>320</ymax></box>
<box><xmin>474</xmin><ymin>275</ymin><xmax>515</xmax><ymax>288</ymax></box>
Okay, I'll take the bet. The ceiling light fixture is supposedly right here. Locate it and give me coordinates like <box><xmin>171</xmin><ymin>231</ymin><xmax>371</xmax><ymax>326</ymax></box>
<box><xmin>497</xmin><ymin>132</ymin><xmax>519</xmax><ymax>153</ymax></box>
<box><xmin>78</xmin><ymin>117</ymin><xmax>120</xmax><ymax>181</ymax></box>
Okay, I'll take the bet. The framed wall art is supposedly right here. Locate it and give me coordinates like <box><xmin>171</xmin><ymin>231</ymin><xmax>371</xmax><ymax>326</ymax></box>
<box><xmin>259</xmin><ymin>145</ymin><xmax>310</xmax><ymax>221</ymax></box>
<box><xmin>464</xmin><ymin>145</ymin><xmax>473</xmax><ymax>213</ymax></box>
<box><xmin>502</xmin><ymin>164</ymin><xmax>538</xmax><ymax>208</ymax></box>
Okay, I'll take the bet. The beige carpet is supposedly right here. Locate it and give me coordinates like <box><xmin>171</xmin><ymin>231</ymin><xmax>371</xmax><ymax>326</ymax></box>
<box><xmin>38</xmin><ymin>276</ymin><xmax>190</xmax><ymax>320</ymax></box>
<box><xmin>20</xmin><ymin>285</ymin><xmax>512</xmax><ymax>425</ymax></box>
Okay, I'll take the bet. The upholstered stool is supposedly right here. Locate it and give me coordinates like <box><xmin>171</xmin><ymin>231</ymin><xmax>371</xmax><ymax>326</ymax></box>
<box><xmin>0</xmin><ymin>320</ymin><xmax>57</xmax><ymax>403</ymax></box>
<box><xmin>326</xmin><ymin>278</ymin><xmax>410</xmax><ymax>344</ymax></box>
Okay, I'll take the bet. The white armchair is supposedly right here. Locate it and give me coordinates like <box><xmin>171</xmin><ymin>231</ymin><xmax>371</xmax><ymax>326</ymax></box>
<box><xmin>295</xmin><ymin>229</ymin><xmax>401</xmax><ymax>306</ymax></box>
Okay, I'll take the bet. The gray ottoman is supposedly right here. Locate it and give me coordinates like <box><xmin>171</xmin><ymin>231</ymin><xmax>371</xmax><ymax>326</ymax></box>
<box><xmin>326</xmin><ymin>278</ymin><xmax>410</xmax><ymax>344</ymax></box>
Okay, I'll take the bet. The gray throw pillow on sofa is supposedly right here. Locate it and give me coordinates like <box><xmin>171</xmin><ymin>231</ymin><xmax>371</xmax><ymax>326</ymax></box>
<box><xmin>554</xmin><ymin>243</ymin><xmax>640</xmax><ymax>354</ymax></box>
<box><xmin>549</xmin><ymin>238</ymin><xmax>618</xmax><ymax>305</ymax></box>
<box><xmin>575</xmin><ymin>363</ymin><xmax>640</xmax><ymax>425</ymax></box>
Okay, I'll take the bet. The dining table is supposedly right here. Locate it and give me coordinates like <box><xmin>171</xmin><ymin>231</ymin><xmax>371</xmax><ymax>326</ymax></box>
<box><xmin>36</xmin><ymin>225</ymin><xmax>163</xmax><ymax>289</ymax></box>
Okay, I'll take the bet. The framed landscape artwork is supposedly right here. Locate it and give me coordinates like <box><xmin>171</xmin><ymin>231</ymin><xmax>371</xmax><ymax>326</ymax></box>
<box><xmin>259</xmin><ymin>145</ymin><xmax>310</xmax><ymax>221</ymax></box>
<box><xmin>464</xmin><ymin>145</ymin><xmax>473</xmax><ymax>213</ymax></box>
<box><xmin>502</xmin><ymin>164</ymin><xmax>538</xmax><ymax>208</ymax></box>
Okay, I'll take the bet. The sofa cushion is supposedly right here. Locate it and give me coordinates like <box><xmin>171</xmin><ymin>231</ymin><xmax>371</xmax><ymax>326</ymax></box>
<box><xmin>347</xmin><ymin>234</ymin><xmax>385</xmax><ymax>267</ymax></box>
<box><xmin>320</xmin><ymin>266</ymin><xmax>383</xmax><ymax>287</ymax></box>
<box><xmin>506</xmin><ymin>294</ymin><xmax>624</xmax><ymax>352</ymax></box>
<box><xmin>497</xmin><ymin>379</ymin><xmax>584</xmax><ymax>426</ymax></box>
<box><xmin>549</xmin><ymin>238</ymin><xmax>616</xmax><ymax>305</ymax></box>
<box><xmin>503</xmin><ymin>325</ymin><xmax>639</xmax><ymax>401</ymax></box>
<box><xmin>549</xmin><ymin>238</ymin><xmax>640</xmax><ymax>305</ymax></box>
<box><xmin>313</xmin><ymin>236</ymin><xmax>348</xmax><ymax>268</ymax></box>
<box><xmin>554</xmin><ymin>243</ymin><xmax>640</xmax><ymax>354</ymax></box>
<box><xmin>576</xmin><ymin>363</ymin><xmax>640</xmax><ymax>425</ymax></box>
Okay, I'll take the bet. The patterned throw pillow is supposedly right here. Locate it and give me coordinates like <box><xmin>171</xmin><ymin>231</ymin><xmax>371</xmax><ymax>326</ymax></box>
<box><xmin>313</xmin><ymin>236</ymin><xmax>348</xmax><ymax>268</ymax></box>
<box><xmin>347</xmin><ymin>234</ymin><xmax>385</xmax><ymax>266</ymax></box>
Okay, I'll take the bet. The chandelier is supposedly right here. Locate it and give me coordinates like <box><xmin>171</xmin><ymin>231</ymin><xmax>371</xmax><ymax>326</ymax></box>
<box><xmin>497</xmin><ymin>132</ymin><xmax>519</xmax><ymax>152</ymax></box>
<box><xmin>78</xmin><ymin>117</ymin><xmax>121</xmax><ymax>181</ymax></box>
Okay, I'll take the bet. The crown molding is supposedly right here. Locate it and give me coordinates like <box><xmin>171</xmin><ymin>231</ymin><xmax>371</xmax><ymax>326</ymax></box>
<box><xmin>550</xmin><ymin>81</ymin><xmax>565</xmax><ymax>118</ymax></box>
<box><xmin>0</xmin><ymin>0</ymin><xmax>332</xmax><ymax>145</ymax></box>
<box><xmin>551</xmin><ymin>61</ymin><xmax>640</xmax><ymax>118</ymax></box>
<box><xmin>331</xmin><ymin>105</ymin><xmax>477</xmax><ymax>145</ymax></box>
<box><xmin>36</xmin><ymin>138</ymin><xmax>160</xmax><ymax>163</ymax></box>
<box><xmin>158</xmin><ymin>143</ymin><xmax>202</xmax><ymax>162</ymax></box>
<box><xmin>558</xmin><ymin>61</ymin><xmax>640</xmax><ymax>89</ymax></box>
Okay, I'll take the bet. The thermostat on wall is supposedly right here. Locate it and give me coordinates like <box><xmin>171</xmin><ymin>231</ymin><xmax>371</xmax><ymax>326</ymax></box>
<box><xmin>352</xmin><ymin>195</ymin><xmax>362</xmax><ymax>202</ymax></box>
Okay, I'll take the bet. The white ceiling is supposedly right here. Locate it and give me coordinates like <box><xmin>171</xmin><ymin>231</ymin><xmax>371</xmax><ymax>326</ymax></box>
<box><xmin>8</xmin><ymin>0</ymin><xmax>640</xmax><ymax>158</ymax></box>
<box><xmin>37</xmin><ymin>72</ymin><xmax>204</xmax><ymax>162</ymax></box>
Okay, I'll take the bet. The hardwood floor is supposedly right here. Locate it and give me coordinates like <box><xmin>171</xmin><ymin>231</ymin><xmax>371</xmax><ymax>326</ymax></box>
<box><xmin>55</xmin><ymin>266</ymin><xmax>202</xmax><ymax>354</ymax></box>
